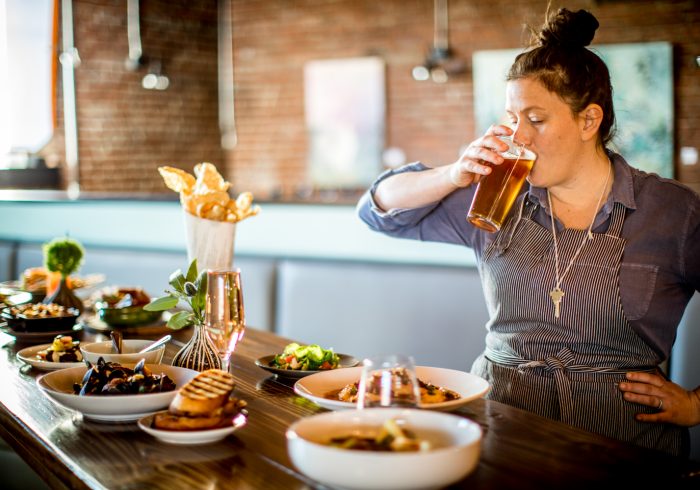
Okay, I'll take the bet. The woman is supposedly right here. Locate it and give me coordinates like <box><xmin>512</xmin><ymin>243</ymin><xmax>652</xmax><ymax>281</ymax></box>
<box><xmin>357</xmin><ymin>8</ymin><xmax>700</xmax><ymax>456</ymax></box>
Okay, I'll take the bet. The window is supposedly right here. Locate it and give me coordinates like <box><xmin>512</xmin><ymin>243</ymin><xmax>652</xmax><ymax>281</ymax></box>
<box><xmin>0</xmin><ymin>0</ymin><xmax>55</xmax><ymax>167</ymax></box>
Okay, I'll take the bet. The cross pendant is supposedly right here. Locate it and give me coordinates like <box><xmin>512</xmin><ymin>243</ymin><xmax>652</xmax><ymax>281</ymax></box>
<box><xmin>549</xmin><ymin>287</ymin><xmax>565</xmax><ymax>319</ymax></box>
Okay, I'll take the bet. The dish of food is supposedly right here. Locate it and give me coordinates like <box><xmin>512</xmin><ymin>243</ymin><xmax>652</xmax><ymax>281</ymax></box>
<box><xmin>93</xmin><ymin>287</ymin><xmax>162</xmax><ymax>327</ymax></box>
<box><xmin>1</xmin><ymin>323</ymin><xmax>83</xmax><ymax>343</ymax></box>
<box><xmin>0</xmin><ymin>287</ymin><xmax>32</xmax><ymax>309</ymax></box>
<box><xmin>37</xmin><ymin>363</ymin><xmax>198</xmax><ymax>422</ymax></box>
<box><xmin>256</xmin><ymin>353</ymin><xmax>359</xmax><ymax>379</ymax></box>
<box><xmin>334</xmin><ymin>367</ymin><xmax>461</xmax><ymax>405</ymax></box>
<box><xmin>74</xmin><ymin>358</ymin><xmax>176</xmax><ymax>395</ymax></box>
<box><xmin>1</xmin><ymin>303</ymin><xmax>80</xmax><ymax>332</ymax></box>
<box><xmin>286</xmin><ymin>408</ymin><xmax>482</xmax><ymax>490</ymax></box>
<box><xmin>17</xmin><ymin>336</ymin><xmax>85</xmax><ymax>371</ymax></box>
<box><xmin>4</xmin><ymin>269</ymin><xmax>105</xmax><ymax>298</ymax></box>
<box><xmin>294</xmin><ymin>366</ymin><xmax>490</xmax><ymax>411</ymax></box>
<box><xmin>328</xmin><ymin>418</ymin><xmax>430</xmax><ymax>452</ymax></box>
<box><xmin>269</xmin><ymin>343</ymin><xmax>341</xmax><ymax>371</ymax></box>
<box><xmin>139</xmin><ymin>369</ymin><xmax>248</xmax><ymax>444</ymax></box>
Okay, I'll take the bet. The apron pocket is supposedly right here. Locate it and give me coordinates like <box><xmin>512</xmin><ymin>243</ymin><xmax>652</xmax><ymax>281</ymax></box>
<box><xmin>619</xmin><ymin>263</ymin><xmax>658</xmax><ymax>321</ymax></box>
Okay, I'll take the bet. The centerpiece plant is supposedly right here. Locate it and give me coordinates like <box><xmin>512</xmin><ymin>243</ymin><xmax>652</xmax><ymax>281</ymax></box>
<box><xmin>43</xmin><ymin>237</ymin><xmax>85</xmax><ymax>313</ymax></box>
<box><xmin>144</xmin><ymin>259</ymin><xmax>221</xmax><ymax>371</ymax></box>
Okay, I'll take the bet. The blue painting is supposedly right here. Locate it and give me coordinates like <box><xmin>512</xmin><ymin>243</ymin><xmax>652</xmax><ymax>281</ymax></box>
<box><xmin>473</xmin><ymin>42</ymin><xmax>673</xmax><ymax>178</ymax></box>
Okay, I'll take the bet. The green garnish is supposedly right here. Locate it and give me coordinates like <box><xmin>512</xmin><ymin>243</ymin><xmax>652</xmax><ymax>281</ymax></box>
<box><xmin>271</xmin><ymin>342</ymin><xmax>340</xmax><ymax>371</ymax></box>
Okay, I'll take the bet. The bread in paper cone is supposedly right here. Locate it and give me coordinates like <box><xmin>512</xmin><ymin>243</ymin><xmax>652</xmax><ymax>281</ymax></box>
<box><xmin>183</xmin><ymin>211</ymin><xmax>236</xmax><ymax>272</ymax></box>
<box><xmin>158</xmin><ymin>163</ymin><xmax>259</xmax><ymax>271</ymax></box>
<box><xmin>158</xmin><ymin>164</ymin><xmax>260</xmax><ymax>224</ymax></box>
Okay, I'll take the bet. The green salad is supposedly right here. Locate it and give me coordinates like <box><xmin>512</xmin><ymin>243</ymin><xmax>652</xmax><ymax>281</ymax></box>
<box><xmin>270</xmin><ymin>342</ymin><xmax>340</xmax><ymax>371</ymax></box>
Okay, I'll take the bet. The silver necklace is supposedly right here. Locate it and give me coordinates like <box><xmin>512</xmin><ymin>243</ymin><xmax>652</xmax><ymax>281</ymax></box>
<box><xmin>547</xmin><ymin>163</ymin><xmax>612</xmax><ymax>319</ymax></box>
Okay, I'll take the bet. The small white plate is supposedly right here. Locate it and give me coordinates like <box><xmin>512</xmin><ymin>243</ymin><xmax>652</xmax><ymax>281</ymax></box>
<box><xmin>294</xmin><ymin>366</ymin><xmax>490</xmax><ymax>412</ymax></box>
<box><xmin>138</xmin><ymin>411</ymin><xmax>247</xmax><ymax>445</ymax></box>
<box><xmin>17</xmin><ymin>344</ymin><xmax>85</xmax><ymax>371</ymax></box>
<box><xmin>37</xmin><ymin>364</ymin><xmax>198</xmax><ymax>422</ymax></box>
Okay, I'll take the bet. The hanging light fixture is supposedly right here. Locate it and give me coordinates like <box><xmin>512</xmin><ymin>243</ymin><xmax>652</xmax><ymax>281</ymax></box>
<box><xmin>412</xmin><ymin>0</ymin><xmax>467</xmax><ymax>83</ymax></box>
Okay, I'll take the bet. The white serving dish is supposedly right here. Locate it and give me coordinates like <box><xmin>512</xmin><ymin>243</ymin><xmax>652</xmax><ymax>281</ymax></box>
<box><xmin>17</xmin><ymin>343</ymin><xmax>84</xmax><ymax>371</ymax></box>
<box><xmin>287</xmin><ymin>408</ymin><xmax>482</xmax><ymax>490</ymax></box>
<box><xmin>138</xmin><ymin>411</ymin><xmax>247</xmax><ymax>445</ymax></box>
<box><xmin>80</xmin><ymin>339</ymin><xmax>165</xmax><ymax>365</ymax></box>
<box><xmin>294</xmin><ymin>365</ymin><xmax>490</xmax><ymax>411</ymax></box>
<box><xmin>37</xmin><ymin>363</ymin><xmax>198</xmax><ymax>422</ymax></box>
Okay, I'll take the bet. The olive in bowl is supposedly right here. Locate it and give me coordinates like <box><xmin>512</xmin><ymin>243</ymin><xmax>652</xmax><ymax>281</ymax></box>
<box><xmin>1</xmin><ymin>303</ymin><xmax>80</xmax><ymax>332</ymax></box>
<box><xmin>94</xmin><ymin>288</ymin><xmax>162</xmax><ymax>327</ymax></box>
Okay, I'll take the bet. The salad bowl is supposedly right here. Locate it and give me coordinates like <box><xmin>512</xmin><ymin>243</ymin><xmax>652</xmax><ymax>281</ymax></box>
<box><xmin>255</xmin><ymin>342</ymin><xmax>359</xmax><ymax>379</ymax></box>
<box><xmin>255</xmin><ymin>353</ymin><xmax>359</xmax><ymax>379</ymax></box>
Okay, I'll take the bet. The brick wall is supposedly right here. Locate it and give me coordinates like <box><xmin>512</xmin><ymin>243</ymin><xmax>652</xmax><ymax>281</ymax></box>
<box><xmin>47</xmin><ymin>0</ymin><xmax>222</xmax><ymax>193</ymax></box>
<box><xmin>46</xmin><ymin>0</ymin><xmax>700</xmax><ymax>198</ymax></box>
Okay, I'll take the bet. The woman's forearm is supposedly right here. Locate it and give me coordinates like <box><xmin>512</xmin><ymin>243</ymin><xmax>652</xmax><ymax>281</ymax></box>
<box><xmin>373</xmin><ymin>164</ymin><xmax>460</xmax><ymax>212</ymax></box>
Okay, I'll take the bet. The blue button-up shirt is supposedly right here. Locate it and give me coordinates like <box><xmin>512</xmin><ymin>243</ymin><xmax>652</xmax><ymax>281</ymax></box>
<box><xmin>357</xmin><ymin>152</ymin><xmax>700</xmax><ymax>359</ymax></box>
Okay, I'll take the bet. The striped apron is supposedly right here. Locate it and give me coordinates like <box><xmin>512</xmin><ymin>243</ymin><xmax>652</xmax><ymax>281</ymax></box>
<box><xmin>471</xmin><ymin>193</ymin><xmax>688</xmax><ymax>456</ymax></box>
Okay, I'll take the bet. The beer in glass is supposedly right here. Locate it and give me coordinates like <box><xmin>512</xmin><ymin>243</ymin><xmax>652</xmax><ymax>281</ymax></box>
<box><xmin>467</xmin><ymin>137</ymin><xmax>536</xmax><ymax>232</ymax></box>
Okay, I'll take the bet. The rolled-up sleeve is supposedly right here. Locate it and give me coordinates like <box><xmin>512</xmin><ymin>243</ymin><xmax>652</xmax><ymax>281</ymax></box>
<box><xmin>356</xmin><ymin>162</ymin><xmax>481</xmax><ymax>248</ymax></box>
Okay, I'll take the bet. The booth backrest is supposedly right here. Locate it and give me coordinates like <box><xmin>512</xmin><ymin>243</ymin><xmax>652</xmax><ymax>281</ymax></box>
<box><xmin>275</xmin><ymin>259</ymin><xmax>489</xmax><ymax>371</ymax></box>
<box><xmin>0</xmin><ymin>242</ymin><xmax>13</xmax><ymax>283</ymax></box>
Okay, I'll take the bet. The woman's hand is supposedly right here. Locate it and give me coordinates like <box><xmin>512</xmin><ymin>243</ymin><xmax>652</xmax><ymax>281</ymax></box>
<box><xmin>619</xmin><ymin>371</ymin><xmax>700</xmax><ymax>426</ymax></box>
<box><xmin>448</xmin><ymin>125</ymin><xmax>513</xmax><ymax>188</ymax></box>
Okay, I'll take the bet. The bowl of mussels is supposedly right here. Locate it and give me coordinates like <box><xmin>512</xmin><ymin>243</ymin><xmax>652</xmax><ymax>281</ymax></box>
<box><xmin>36</xmin><ymin>357</ymin><xmax>198</xmax><ymax>422</ymax></box>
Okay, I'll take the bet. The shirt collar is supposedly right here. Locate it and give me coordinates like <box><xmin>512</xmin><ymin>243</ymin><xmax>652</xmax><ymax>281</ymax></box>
<box><xmin>528</xmin><ymin>151</ymin><xmax>637</xmax><ymax>221</ymax></box>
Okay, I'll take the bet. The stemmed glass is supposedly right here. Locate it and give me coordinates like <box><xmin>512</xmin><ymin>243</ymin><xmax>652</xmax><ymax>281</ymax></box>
<box><xmin>356</xmin><ymin>354</ymin><xmax>421</xmax><ymax>409</ymax></box>
<box><xmin>204</xmin><ymin>270</ymin><xmax>245</xmax><ymax>373</ymax></box>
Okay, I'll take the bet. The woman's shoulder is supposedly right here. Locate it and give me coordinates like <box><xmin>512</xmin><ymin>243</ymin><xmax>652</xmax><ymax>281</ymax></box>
<box><xmin>627</xmin><ymin>163</ymin><xmax>699</xmax><ymax>208</ymax></box>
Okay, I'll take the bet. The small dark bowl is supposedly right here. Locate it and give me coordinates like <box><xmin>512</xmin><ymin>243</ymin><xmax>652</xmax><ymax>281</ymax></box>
<box><xmin>1</xmin><ymin>306</ymin><xmax>80</xmax><ymax>332</ymax></box>
<box><xmin>95</xmin><ymin>303</ymin><xmax>162</xmax><ymax>327</ymax></box>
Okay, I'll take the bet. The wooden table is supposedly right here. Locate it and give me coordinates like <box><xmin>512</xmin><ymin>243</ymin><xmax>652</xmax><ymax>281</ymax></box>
<box><xmin>1</xmin><ymin>325</ymin><xmax>699</xmax><ymax>490</ymax></box>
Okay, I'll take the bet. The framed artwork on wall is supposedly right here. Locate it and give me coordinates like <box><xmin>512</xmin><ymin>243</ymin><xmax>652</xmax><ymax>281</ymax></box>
<box><xmin>304</xmin><ymin>56</ymin><xmax>385</xmax><ymax>189</ymax></box>
<box><xmin>473</xmin><ymin>42</ymin><xmax>674</xmax><ymax>178</ymax></box>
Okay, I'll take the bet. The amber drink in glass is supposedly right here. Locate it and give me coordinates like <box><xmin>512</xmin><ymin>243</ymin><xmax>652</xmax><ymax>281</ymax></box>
<box><xmin>467</xmin><ymin>137</ymin><xmax>536</xmax><ymax>232</ymax></box>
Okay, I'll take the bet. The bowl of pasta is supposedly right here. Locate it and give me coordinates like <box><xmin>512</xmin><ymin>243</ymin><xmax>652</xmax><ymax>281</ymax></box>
<box><xmin>286</xmin><ymin>408</ymin><xmax>482</xmax><ymax>489</ymax></box>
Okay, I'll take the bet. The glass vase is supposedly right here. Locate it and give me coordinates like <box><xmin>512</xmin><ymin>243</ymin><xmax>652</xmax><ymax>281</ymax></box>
<box><xmin>171</xmin><ymin>322</ymin><xmax>223</xmax><ymax>371</ymax></box>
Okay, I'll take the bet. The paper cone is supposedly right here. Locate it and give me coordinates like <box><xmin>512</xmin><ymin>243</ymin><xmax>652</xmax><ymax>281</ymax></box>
<box><xmin>183</xmin><ymin>211</ymin><xmax>237</xmax><ymax>272</ymax></box>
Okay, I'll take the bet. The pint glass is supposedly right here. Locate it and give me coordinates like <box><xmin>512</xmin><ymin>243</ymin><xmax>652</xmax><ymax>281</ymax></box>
<box><xmin>467</xmin><ymin>137</ymin><xmax>536</xmax><ymax>232</ymax></box>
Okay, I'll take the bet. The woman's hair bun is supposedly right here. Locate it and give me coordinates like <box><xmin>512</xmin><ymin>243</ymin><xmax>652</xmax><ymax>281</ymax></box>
<box><xmin>538</xmin><ymin>8</ymin><xmax>599</xmax><ymax>49</ymax></box>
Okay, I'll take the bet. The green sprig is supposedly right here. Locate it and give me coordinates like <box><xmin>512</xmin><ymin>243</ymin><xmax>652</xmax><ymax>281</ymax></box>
<box><xmin>144</xmin><ymin>259</ymin><xmax>208</xmax><ymax>330</ymax></box>
<box><xmin>43</xmin><ymin>237</ymin><xmax>85</xmax><ymax>278</ymax></box>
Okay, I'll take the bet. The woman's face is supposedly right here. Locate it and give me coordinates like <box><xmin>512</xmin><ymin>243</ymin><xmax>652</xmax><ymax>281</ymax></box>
<box><xmin>505</xmin><ymin>77</ymin><xmax>587</xmax><ymax>188</ymax></box>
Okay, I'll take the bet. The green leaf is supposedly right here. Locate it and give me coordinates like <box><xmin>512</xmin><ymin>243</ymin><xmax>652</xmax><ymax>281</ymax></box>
<box><xmin>168</xmin><ymin>270</ymin><xmax>186</xmax><ymax>294</ymax></box>
<box><xmin>185</xmin><ymin>259</ymin><xmax>198</xmax><ymax>283</ymax></box>
<box><xmin>192</xmin><ymin>270</ymin><xmax>208</xmax><ymax>319</ymax></box>
<box><xmin>166</xmin><ymin>311</ymin><xmax>193</xmax><ymax>330</ymax></box>
<box><xmin>144</xmin><ymin>295</ymin><xmax>179</xmax><ymax>311</ymax></box>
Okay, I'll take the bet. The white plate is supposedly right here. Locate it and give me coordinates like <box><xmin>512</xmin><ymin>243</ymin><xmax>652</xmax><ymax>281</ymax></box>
<box><xmin>138</xmin><ymin>411</ymin><xmax>247</xmax><ymax>445</ymax></box>
<box><xmin>37</xmin><ymin>364</ymin><xmax>198</xmax><ymax>422</ymax></box>
<box><xmin>17</xmin><ymin>344</ymin><xmax>85</xmax><ymax>371</ymax></box>
<box><xmin>294</xmin><ymin>366</ymin><xmax>490</xmax><ymax>412</ymax></box>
